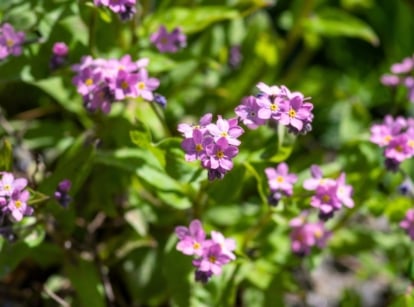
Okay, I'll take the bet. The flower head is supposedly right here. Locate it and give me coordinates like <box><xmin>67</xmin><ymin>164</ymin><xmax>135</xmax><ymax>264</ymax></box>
<box><xmin>151</xmin><ymin>25</ymin><xmax>187</xmax><ymax>53</ymax></box>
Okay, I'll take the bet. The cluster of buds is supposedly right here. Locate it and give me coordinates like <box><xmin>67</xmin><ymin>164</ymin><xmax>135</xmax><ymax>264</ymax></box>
<box><xmin>303</xmin><ymin>165</ymin><xmax>354</xmax><ymax>221</ymax></box>
<box><xmin>235</xmin><ymin>82</ymin><xmax>314</xmax><ymax>134</ymax></box>
<box><xmin>370</xmin><ymin>115</ymin><xmax>414</xmax><ymax>171</ymax></box>
<box><xmin>0</xmin><ymin>23</ymin><xmax>25</xmax><ymax>61</ymax></box>
<box><xmin>381</xmin><ymin>55</ymin><xmax>414</xmax><ymax>103</ymax></box>
<box><xmin>289</xmin><ymin>212</ymin><xmax>331</xmax><ymax>257</ymax></box>
<box><xmin>265</xmin><ymin>162</ymin><xmax>297</xmax><ymax>206</ymax></box>
<box><xmin>72</xmin><ymin>55</ymin><xmax>163</xmax><ymax>114</ymax></box>
<box><xmin>150</xmin><ymin>25</ymin><xmax>187</xmax><ymax>53</ymax></box>
<box><xmin>175</xmin><ymin>219</ymin><xmax>236</xmax><ymax>283</ymax></box>
<box><xmin>94</xmin><ymin>0</ymin><xmax>136</xmax><ymax>21</ymax></box>
<box><xmin>178</xmin><ymin>113</ymin><xmax>244</xmax><ymax>180</ymax></box>
<box><xmin>54</xmin><ymin>179</ymin><xmax>72</xmax><ymax>208</ymax></box>
<box><xmin>0</xmin><ymin>172</ymin><xmax>33</xmax><ymax>222</ymax></box>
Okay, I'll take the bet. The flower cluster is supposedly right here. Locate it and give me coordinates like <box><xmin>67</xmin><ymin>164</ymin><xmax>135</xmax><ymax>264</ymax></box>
<box><xmin>50</xmin><ymin>42</ymin><xmax>69</xmax><ymax>70</ymax></box>
<box><xmin>178</xmin><ymin>113</ymin><xmax>244</xmax><ymax>180</ymax></box>
<box><xmin>0</xmin><ymin>172</ymin><xmax>33</xmax><ymax>222</ymax></box>
<box><xmin>289</xmin><ymin>212</ymin><xmax>331</xmax><ymax>256</ymax></box>
<box><xmin>303</xmin><ymin>165</ymin><xmax>354</xmax><ymax>220</ymax></box>
<box><xmin>94</xmin><ymin>0</ymin><xmax>136</xmax><ymax>21</ymax></box>
<box><xmin>235</xmin><ymin>82</ymin><xmax>314</xmax><ymax>134</ymax></box>
<box><xmin>175</xmin><ymin>219</ymin><xmax>236</xmax><ymax>283</ymax></box>
<box><xmin>72</xmin><ymin>55</ymin><xmax>161</xmax><ymax>114</ymax></box>
<box><xmin>150</xmin><ymin>25</ymin><xmax>186</xmax><ymax>53</ymax></box>
<box><xmin>381</xmin><ymin>55</ymin><xmax>414</xmax><ymax>102</ymax></box>
<box><xmin>0</xmin><ymin>23</ymin><xmax>25</xmax><ymax>61</ymax></box>
<box><xmin>370</xmin><ymin>115</ymin><xmax>414</xmax><ymax>171</ymax></box>
<box><xmin>400</xmin><ymin>209</ymin><xmax>414</xmax><ymax>240</ymax></box>
<box><xmin>265</xmin><ymin>162</ymin><xmax>297</xmax><ymax>206</ymax></box>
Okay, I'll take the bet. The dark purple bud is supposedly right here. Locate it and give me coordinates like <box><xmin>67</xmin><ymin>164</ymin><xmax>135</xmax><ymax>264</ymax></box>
<box><xmin>385</xmin><ymin>158</ymin><xmax>400</xmax><ymax>172</ymax></box>
<box><xmin>54</xmin><ymin>179</ymin><xmax>72</xmax><ymax>208</ymax></box>
<box><xmin>58</xmin><ymin>179</ymin><xmax>71</xmax><ymax>193</ymax></box>
<box><xmin>153</xmin><ymin>93</ymin><xmax>167</xmax><ymax>108</ymax></box>
<box><xmin>119</xmin><ymin>5</ymin><xmax>136</xmax><ymax>21</ymax></box>
<box><xmin>195</xmin><ymin>270</ymin><xmax>213</xmax><ymax>284</ymax></box>
<box><xmin>318</xmin><ymin>211</ymin><xmax>335</xmax><ymax>221</ymax></box>
<box><xmin>207</xmin><ymin>169</ymin><xmax>225</xmax><ymax>181</ymax></box>
<box><xmin>268</xmin><ymin>191</ymin><xmax>282</xmax><ymax>206</ymax></box>
<box><xmin>399</xmin><ymin>177</ymin><xmax>414</xmax><ymax>197</ymax></box>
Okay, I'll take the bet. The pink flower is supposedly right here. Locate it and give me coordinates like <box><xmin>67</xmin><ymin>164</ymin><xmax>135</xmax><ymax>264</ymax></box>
<box><xmin>150</xmin><ymin>25</ymin><xmax>187</xmax><ymax>53</ymax></box>
<box><xmin>265</xmin><ymin>162</ymin><xmax>297</xmax><ymax>196</ymax></box>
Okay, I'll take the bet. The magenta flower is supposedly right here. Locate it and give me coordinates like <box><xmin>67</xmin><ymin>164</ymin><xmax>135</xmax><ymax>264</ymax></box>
<box><xmin>256</xmin><ymin>95</ymin><xmax>284</xmax><ymax>121</ymax></box>
<box><xmin>112</xmin><ymin>69</ymin><xmax>138</xmax><ymax>100</ymax></box>
<box><xmin>384</xmin><ymin>135</ymin><xmax>413</xmax><ymax>163</ymax></box>
<box><xmin>52</xmin><ymin>42</ymin><xmax>69</xmax><ymax>56</ymax></box>
<box><xmin>72</xmin><ymin>67</ymin><xmax>102</xmax><ymax>96</ymax></box>
<box><xmin>7</xmin><ymin>189</ymin><xmax>32</xmax><ymax>222</ymax></box>
<box><xmin>0</xmin><ymin>23</ymin><xmax>25</xmax><ymax>60</ymax></box>
<box><xmin>303</xmin><ymin>165</ymin><xmax>334</xmax><ymax>191</ymax></box>
<box><xmin>335</xmin><ymin>173</ymin><xmax>354</xmax><ymax>208</ymax></box>
<box><xmin>265</xmin><ymin>162</ymin><xmax>297</xmax><ymax>196</ymax></box>
<box><xmin>256</xmin><ymin>82</ymin><xmax>281</xmax><ymax>97</ymax></box>
<box><xmin>54</xmin><ymin>179</ymin><xmax>72</xmax><ymax>208</ymax></box>
<box><xmin>234</xmin><ymin>96</ymin><xmax>266</xmax><ymax>129</ymax></box>
<box><xmin>0</xmin><ymin>173</ymin><xmax>27</xmax><ymax>198</ymax></box>
<box><xmin>94</xmin><ymin>0</ymin><xmax>136</xmax><ymax>20</ymax></box>
<box><xmin>400</xmin><ymin>209</ymin><xmax>414</xmax><ymax>240</ymax></box>
<box><xmin>150</xmin><ymin>25</ymin><xmax>187</xmax><ymax>53</ymax></box>
<box><xmin>175</xmin><ymin>219</ymin><xmax>207</xmax><ymax>256</ymax></box>
<box><xmin>178</xmin><ymin>113</ymin><xmax>212</xmax><ymax>138</ymax></box>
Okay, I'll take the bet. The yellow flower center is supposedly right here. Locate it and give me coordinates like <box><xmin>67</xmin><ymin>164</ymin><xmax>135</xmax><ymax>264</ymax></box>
<box><xmin>15</xmin><ymin>200</ymin><xmax>22</xmax><ymax>208</ymax></box>
<box><xmin>409</xmin><ymin>140</ymin><xmax>414</xmax><ymax>148</ymax></box>
<box><xmin>6</xmin><ymin>39</ymin><xmax>14</xmax><ymax>47</ymax></box>
<box><xmin>195</xmin><ymin>144</ymin><xmax>203</xmax><ymax>152</ymax></box>
<box><xmin>121</xmin><ymin>81</ymin><xmax>129</xmax><ymax>90</ymax></box>
<box><xmin>216</xmin><ymin>150</ymin><xmax>224</xmax><ymax>159</ymax></box>
<box><xmin>395</xmin><ymin>145</ymin><xmax>403</xmax><ymax>152</ymax></box>
<box><xmin>322</xmin><ymin>194</ymin><xmax>330</xmax><ymax>203</ymax></box>
<box><xmin>209</xmin><ymin>255</ymin><xmax>217</xmax><ymax>263</ymax></box>
<box><xmin>276</xmin><ymin>176</ymin><xmax>284</xmax><ymax>183</ymax></box>
<box><xmin>220</xmin><ymin>131</ymin><xmax>228</xmax><ymax>137</ymax></box>
<box><xmin>4</xmin><ymin>184</ymin><xmax>11</xmax><ymax>191</ymax></box>
<box><xmin>193</xmin><ymin>242</ymin><xmax>201</xmax><ymax>250</ymax></box>
<box><xmin>137</xmin><ymin>82</ymin><xmax>146</xmax><ymax>90</ymax></box>
<box><xmin>85</xmin><ymin>78</ymin><xmax>93</xmax><ymax>86</ymax></box>
<box><xmin>314</xmin><ymin>229</ymin><xmax>323</xmax><ymax>239</ymax></box>
<box><xmin>270</xmin><ymin>103</ymin><xmax>278</xmax><ymax>111</ymax></box>
<box><xmin>288</xmin><ymin>108</ymin><xmax>296</xmax><ymax>118</ymax></box>
<box><xmin>384</xmin><ymin>135</ymin><xmax>392</xmax><ymax>143</ymax></box>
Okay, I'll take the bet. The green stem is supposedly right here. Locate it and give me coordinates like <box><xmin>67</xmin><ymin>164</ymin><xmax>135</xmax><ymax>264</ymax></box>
<box><xmin>88</xmin><ymin>8</ymin><xmax>97</xmax><ymax>56</ymax></box>
<box><xmin>149</xmin><ymin>101</ymin><xmax>171</xmax><ymax>137</ymax></box>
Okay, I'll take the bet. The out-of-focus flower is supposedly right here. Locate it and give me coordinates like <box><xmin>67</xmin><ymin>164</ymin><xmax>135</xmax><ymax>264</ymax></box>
<box><xmin>228</xmin><ymin>45</ymin><xmax>242</xmax><ymax>68</ymax></box>
<box><xmin>54</xmin><ymin>179</ymin><xmax>72</xmax><ymax>208</ymax></box>
<box><xmin>50</xmin><ymin>42</ymin><xmax>69</xmax><ymax>70</ymax></box>
<box><xmin>94</xmin><ymin>0</ymin><xmax>136</xmax><ymax>20</ymax></box>
<box><xmin>289</xmin><ymin>213</ymin><xmax>331</xmax><ymax>256</ymax></box>
<box><xmin>265</xmin><ymin>162</ymin><xmax>297</xmax><ymax>200</ymax></box>
<box><xmin>400</xmin><ymin>209</ymin><xmax>414</xmax><ymax>240</ymax></box>
<box><xmin>72</xmin><ymin>55</ymin><xmax>161</xmax><ymax>114</ymax></box>
<box><xmin>0</xmin><ymin>23</ymin><xmax>26</xmax><ymax>60</ymax></box>
<box><xmin>150</xmin><ymin>25</ymin><xmax>186</xmax><ymax>53</ymax></box>
<box><xmin>381</xmin><ymin>55</ymin><xmax>414</xmax><ymax>103</ymax></box>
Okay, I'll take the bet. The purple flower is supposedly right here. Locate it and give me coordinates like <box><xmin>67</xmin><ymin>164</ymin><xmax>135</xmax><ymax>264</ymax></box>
<box><xmin>54</xmin><ymin>179</ymin><xmax>72</xmax><ymax>208</ymax></box>
<box><xmin>265</xmin><ymin>162</ymin><xmax>297</xmax><ymax>196</ymax></box>
<box><xmin>112</xmin><ymin>69</ymin><xmax>138</xmax><ymax>100</ymax></box>
<box><xmin>133</xmin><ymin>68</ymin><xmax>160</xmax><ymax>101</ymax></box>
<box><xmin>289</xmin><ymin>215</ymin><xmax>330</xmax><ymax>256</ymax></box>
<box><xmin>207</xmin><ymin>116</ymin><xmax>244</xmax><ymax>146</ymax></box>
<box><xmin>0</xmin><ymin>23</ymin><xmax>25</xmax><ymax>60</ymax></box>
<box><xmin>203</xmin><ymin>137</ymin><xmax>239</xmax><ymax>171</ymax></box>
<box><xmin>228</xmin><ymin>45</ymin><xmax>242</xmax><ymax>69</ymax></box>
<box><xmin>256</xmin><ymin>94</ymin><xmax>284</xmax><ymax>121</ymax></box>
<box><xmin>384</xmin><ymin>134</ymin><xmax>413</xmax><ymax>163</ymax></box>
<box><xmin>279</xmin><ymin>94</ymin><xmax>313</xmax><ymax>132</ymax></box>
<box><xmin>310</xmin><ymin>184</ymin><xmax>341</xmax><ymax>219</ymax></box>
<box><xmin>380</xmin><ymin>74</ymin><xmax>400</xmax><ymax>86</ymax></box>
<box><xmin>94</xmin><ymin>0</ymin><xmax>136</xmax><ymax>19</ymax></box>
<box><xmin>181</xmin><ymin>129</ymin><xmax>212</xmax><ymax>162</ymax></box>
<box><xmin>303</xmin><ymin>165</ymin><xmax>334</xmax><ymax>191</ymax></box>
<box><xmin>192</xmin><ymin>243</ymin><xmax>231</xmax><ymax>276</ymax></box>
<box><xmin>210</xmin><ymin>230</ymin><xmax>236</xmax><ymax>260</ymax></box>
<box><xmin>381</xmin><ymin>55</ymin><xmax>414</xmax><ymax>102</ymax></box>
<box><xmin>400</xmin><ymin>209</ymin><xmax>414</xmax><ymax>240</ymax></box>
<box><xmin>72</xmin><ymin>67</ymin><xmax>102</xmax><ymax>96</ymax></box>
<box><xmin>335</xmin><ymin>173</ymin><xmax>354</xmax><ymax>208</ymax></box>
<box><xmin>391</xmin><ymin>56</ymin><xmax>414</xmax><ymax>74</ymax></box>
<box><xmin>0</xmin><ymin>173</ymin><xmax>27</xmax><ymax>198</ymax></box>
<box><xmin>150</xmin><ymin>25</ymin><xmax>187</xmax><ymax>53</ymax></box>
<box><xmin>7</xmin><ymin>189</ymin><xmax>32</xmax><ymax>222</ymax></box>
<box><xmin>175</xmin><ymin>219</ymin><xmax>207</xmax><ymax>256</ymax></box>
<box><xmin>178</xmin><ymin>113</ymin><xmax>212</xmax><ymax>138</ymax></box>
<box><xmin>234</xmin><ymin>96</ymin><xmax>266</xmax><ymax>129</ymax></box>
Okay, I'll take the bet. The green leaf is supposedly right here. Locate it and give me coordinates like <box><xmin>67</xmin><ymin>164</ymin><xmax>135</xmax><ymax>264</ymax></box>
<box><xmin>65</xmin><ymin>259</ymin><xmax>105</xmax><ymax>307</ymax></box>
<box><xmin>144</xmin><ymin>6</ymin><xmax>240</xmax><ymax>34</ymax></box>
<box><xmin>303</xmin><ymin>7</ymin><xmax>379</xmax><ymax>45</ymax></box>
<box><xmin>0</xmin><ymin>138</ymin><xmax>12</xmax><ymax>171</ymax></box>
